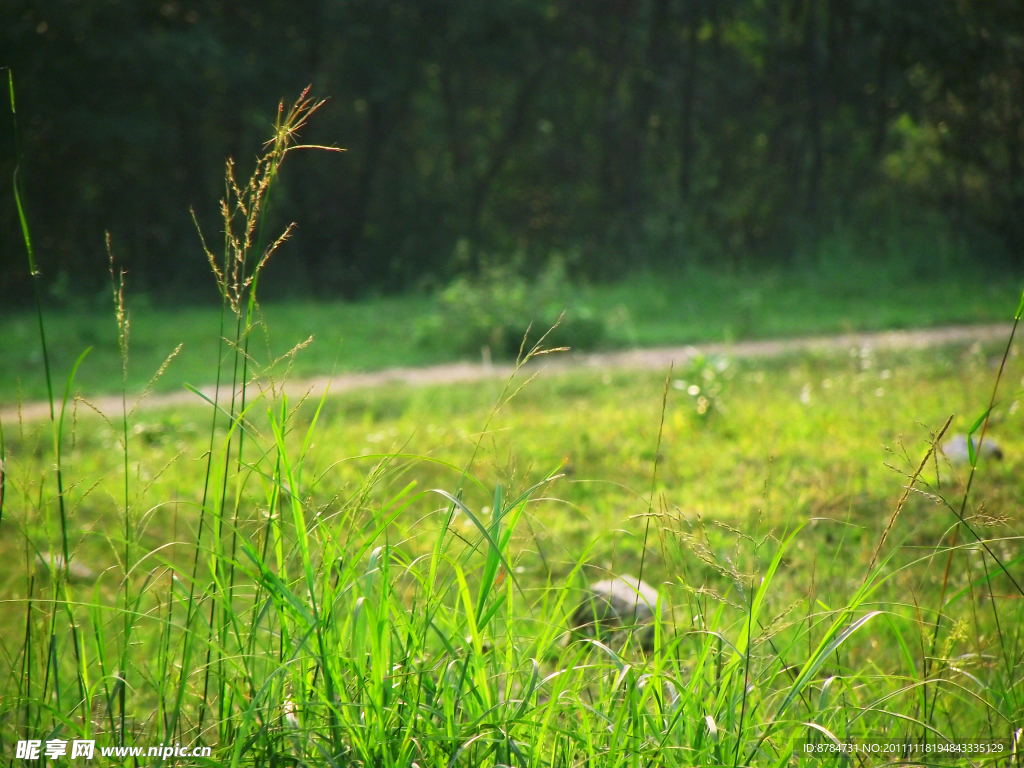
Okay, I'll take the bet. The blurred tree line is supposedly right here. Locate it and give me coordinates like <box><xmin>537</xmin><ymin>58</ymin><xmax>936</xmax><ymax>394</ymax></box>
<box><xmin>2</xmin><ymin>0</ymin><xmax>1022</xmax><ymax>303</ymax></box>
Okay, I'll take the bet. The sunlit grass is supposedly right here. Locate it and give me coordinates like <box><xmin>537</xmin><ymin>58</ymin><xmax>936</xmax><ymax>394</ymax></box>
<box><xmin>3</xmin><ymin>338</ymin><xmax>1023</xmax><ymax>763</ymax></box>
<box><xmin>1</xmin><ymin>265</ymin><xmax>1018</xmax><ymax>404</ymax></box>
<box><xmin>2</xmin><ymin>88</ymin><xmax>1022</xmax><ymax>766</ymax></box>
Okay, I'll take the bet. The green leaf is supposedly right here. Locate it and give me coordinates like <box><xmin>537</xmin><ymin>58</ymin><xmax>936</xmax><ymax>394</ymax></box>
<box><xmin>432</xmin><ymin>488</ymin><xmax>522</xmax><ymax>596</ymax></box>
<box><xmin>13</xmin><ymin>168</ymin><xmax>36</xmax><ymax>275</ymax></box>
<box><xmin>966</xmin><ymin>407</ymin><xmax>991</xmax><ymax>436</ymax></box>
<box><xmin>965</xmin><ymin>407</ymin><xmax>994</xmax><ymax>466</ymax></box>
<box><xmin>57</xmin><ymin>347</ymin><xmax>92</xmax><ymax>444</ymax></box>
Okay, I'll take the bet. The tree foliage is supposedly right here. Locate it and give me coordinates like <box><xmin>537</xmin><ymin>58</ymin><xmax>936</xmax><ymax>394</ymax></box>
<box><xmin>2</xmin><ymin>0</ymin><xmax>1022</xmax><ymax>302</ymax></box>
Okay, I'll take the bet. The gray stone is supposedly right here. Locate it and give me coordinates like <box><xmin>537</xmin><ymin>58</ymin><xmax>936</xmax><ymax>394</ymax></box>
<box><xmin>569</xmin><ymin>574</ymin><xmax>660</xmax><ymax>651</ymax></box>
<box><xmin>942</xmin><ymin>433</ymin><xmax>1003</xmax><ymax>465</ymax></box>
<box><xmin>36</xmin><ymin>552</ymin><xmax>97</xmax><ymax>584</ymax></box>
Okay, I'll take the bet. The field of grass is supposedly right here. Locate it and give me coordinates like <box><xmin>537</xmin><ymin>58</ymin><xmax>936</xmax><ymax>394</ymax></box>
<box><xmin>1</xmin><ymin>261</ymin><xmax>1020</xmax><ymax>404</ymax></box>
<box><xmin>3</xmin><ymin>329</ymin><xmax>1023</xmax><ymax>764</ymax></box>
<box><xmin>4</xmin><ymin>97</ymin><xmax>1023</xmax><ymax>766</ymax></box>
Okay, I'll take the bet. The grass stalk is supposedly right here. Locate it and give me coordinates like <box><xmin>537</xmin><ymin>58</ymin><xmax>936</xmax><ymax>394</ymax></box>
<box><xmin>8</xmin><ymin>68</ymin><xmax>89</xmax><ymax>726</ymax></box>
<box><xmin>108</xmin><ymin>248</ymin><xmax>133</xmax><ymax>746</ymax></box>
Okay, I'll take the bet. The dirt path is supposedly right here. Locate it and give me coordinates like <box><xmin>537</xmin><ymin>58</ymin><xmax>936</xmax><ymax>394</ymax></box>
<box><xmin>2</xmin><ymin>323</ymin><xmax>1013</xmax><ymax>424</ymax></box>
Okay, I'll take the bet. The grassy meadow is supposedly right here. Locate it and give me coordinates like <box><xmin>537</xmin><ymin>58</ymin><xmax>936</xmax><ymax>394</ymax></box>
<box><xmin>3</xmin><ymin>329</ymin><xmax>1024</xmax><ymax>765</ymax></box>
<box><xmin>0</xmin><ymin>262</ymin><xmax>1019</xmax><ymax>404</ymax></box>
<box><xmin>3</xmin><ymin>97</ymin><xmax>1024</xmax><ymax>767</ymax></box>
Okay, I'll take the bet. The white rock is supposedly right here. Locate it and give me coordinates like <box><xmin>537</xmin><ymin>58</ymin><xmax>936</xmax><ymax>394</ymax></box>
<box><xmin>569</xmin><ymin>574</ymin><xmax>660</xmax><ymax>651</ymax></box>
<box><xmin>942</xmin><ymin>433</ymin><xmax>1003</xmax><ymax>465</ymax></box>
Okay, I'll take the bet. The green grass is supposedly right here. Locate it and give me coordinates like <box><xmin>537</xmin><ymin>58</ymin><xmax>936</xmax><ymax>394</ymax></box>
<box><xmin>4</xmin><ymin>92</ymin><xmax>1023</xmax><ymax>766</ymax></box>
<box><xmin>5</xmin><ymin>338</ymin><xmax>1022</xmax><ymax>580</ymax></box>
<box><xmin>1</xmin><ymin>262</ymin><xmax>1020</xmax><ymax>404</ymax></box>
<box><xmin>3</xmin><ymin>337</ymin><xmax>1023</xmax><ymax>764</ymax></box>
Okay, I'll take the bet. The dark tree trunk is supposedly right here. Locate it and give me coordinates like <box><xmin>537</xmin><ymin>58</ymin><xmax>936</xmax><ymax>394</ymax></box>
<box><xmin>1006</xmin><ymin>116</ymin><xmax>1024</xmax><ymax>257</ymax></box>
<box><xmin>804</xmin><ymin>0</ymin><xmax>824</xmax><ymax>223</ymax></box>
<box><xmin>872</xmin><ymin>12</ymin><xmax>892</xmax><ymax>157</ymax></box>
<box><xmin>314</xmin><ymin>97</ymin><xmax>405</xmax><ymax>294</ymax></box>
<box><xmin>467</xmin><ymin>67</ymin><xmax>547</xmax><ymax>270</ymax></box>
<box><xmin>678</xmin><ymin>0</ymin><xmax>700</xmax><ymax>202</ymax></box>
